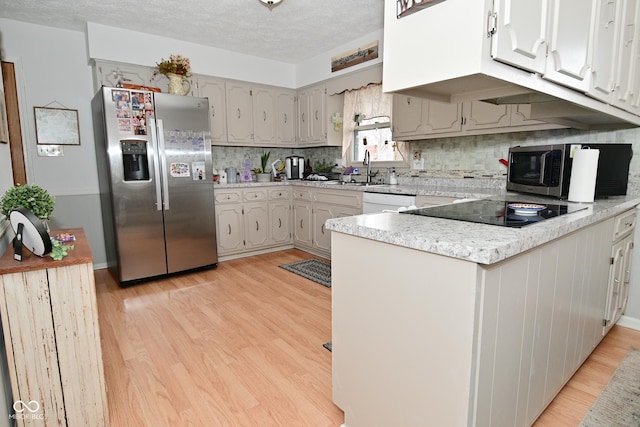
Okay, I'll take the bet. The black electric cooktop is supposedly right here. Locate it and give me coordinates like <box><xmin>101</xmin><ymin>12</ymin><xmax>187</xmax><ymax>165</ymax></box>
<box><xmin>400</xmin><ymin>199</ymin><xmax>587</xmax><ymax>228</ymax></box>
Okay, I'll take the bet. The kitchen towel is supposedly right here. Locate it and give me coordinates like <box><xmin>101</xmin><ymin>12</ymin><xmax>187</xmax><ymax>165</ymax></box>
<box><xmin>568</xmin><ymin>148</ymin><xmax>600</xmax><ymax>203</ymax></box>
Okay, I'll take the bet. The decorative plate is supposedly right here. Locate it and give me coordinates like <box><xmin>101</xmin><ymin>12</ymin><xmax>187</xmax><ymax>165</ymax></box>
<box><xmin>508</xmin><ymin>203</ymin><xmax>547</xmax><ymax>216</ymax></box>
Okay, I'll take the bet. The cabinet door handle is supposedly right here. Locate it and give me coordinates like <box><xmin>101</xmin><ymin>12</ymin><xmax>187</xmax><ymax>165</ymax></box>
<box><xmin>279</xmin><ymin>218</ymin><xmax>282</xmax><ymax>228</ymax></box>
<box><xmin>284</xmin><ymin>113</ymin><xmax>287</xmax><ymax>123</ymax></box>
<box><xmin>211</xmin><ymin>106</ymin><xmax>215</xmax><ymax>117</ymax></box>
<box><xmin>237</xmin><ymin>108</ymin><xmax>241</xmax><ymax>119</ymax></box>
<box><xmin>321</xmin><ymin>224</ymin><xmax>325</xmax><ymax>234</ymax></box>
<box><xmin>407</xmin><ymin>97</ymin><xmax>411</xmax><ymax>105</ymax></box>
<box><xmin>315</xmin><ymin>110</ymin><xmax>319</xmax><ymax>120</ymax></box>
<box><xmin>301</xmin><ymin>112</ymin><xmax>305</xmax><ymax>123</ymax></box>
<box><xmin>263</xmin><ymin>111</ymin><xmax>267</xmax><ymax>121</ymax></box>
<box><xmin>256</xmin><ymin>221</ymin><xmax>259</xmax><ymax>231</ymax></box>
<box><xmin>228</xmin><ymin>224</ymin><xmax>232</xmax><ymax>234</ymax></box>
<box><xmin>300</xmin><ymin>219</ymin><xmax>304</xmax><ymax>229</ymax></box>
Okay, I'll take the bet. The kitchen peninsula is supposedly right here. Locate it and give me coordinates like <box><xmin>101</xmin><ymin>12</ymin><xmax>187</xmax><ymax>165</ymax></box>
<box><xmin>325</xmin><ymin>195</ymin><xmax>640</xmax><ymax>427</ymax></box>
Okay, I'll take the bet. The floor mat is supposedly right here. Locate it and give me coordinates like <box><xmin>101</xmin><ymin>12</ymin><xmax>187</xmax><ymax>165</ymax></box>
<box><xmin>279</xmin><ymin>258</ymin><xmax>331</xmax><ymax>288</ymax></box>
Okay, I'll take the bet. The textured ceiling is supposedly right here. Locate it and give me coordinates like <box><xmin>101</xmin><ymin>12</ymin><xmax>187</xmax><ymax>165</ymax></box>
<box><xmin>0</xmin><ymin>0</ymin><xmax>385</xmax><ymax>64</ymax></box>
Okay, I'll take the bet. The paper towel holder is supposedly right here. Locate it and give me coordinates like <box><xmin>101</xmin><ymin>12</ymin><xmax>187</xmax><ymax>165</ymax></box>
<box><xmin>506</xmin><ymin>143</ymin><xmax>632</xmax><ymax>199</ymax></box>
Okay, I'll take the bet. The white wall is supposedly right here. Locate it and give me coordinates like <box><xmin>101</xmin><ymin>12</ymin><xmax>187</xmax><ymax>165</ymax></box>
<box><xmin>86</xmin><ymin>23</ymin><xmax>298</xmax><ymax>88</ymax></box>
<box><xmin>295</xmin><ymin>29</ymin><xmax>384</xmax><ymax>88</ymax></box>
<box><xmin>1</xmin><ymin>19</ymin><xmax>97</xmax><ymax>196</ymax></box>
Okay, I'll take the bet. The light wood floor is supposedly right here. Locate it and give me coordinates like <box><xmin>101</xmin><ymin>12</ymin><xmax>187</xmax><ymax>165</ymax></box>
<box><xmin>96</xmin><ymin>249</ymin><xmax>640</xmax><ymax>426</ymax></box>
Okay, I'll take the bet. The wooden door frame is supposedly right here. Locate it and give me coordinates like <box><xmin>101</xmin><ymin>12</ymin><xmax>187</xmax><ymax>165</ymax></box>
<box><xmin>1</xmin><ymin>61</ymin><xmax>27</xmax><ymax>186</ymax></box>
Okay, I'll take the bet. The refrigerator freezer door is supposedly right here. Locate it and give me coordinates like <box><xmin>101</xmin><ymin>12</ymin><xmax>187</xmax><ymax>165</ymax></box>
<box><xmin>98</xmin><ymin>87</ymin><xmax>168</xmax><ymax>282</ymax></box>
<box><xmin>153</xmin><ymin>93</ymin><xmax>218</xmax><ymax>273</ymax></box>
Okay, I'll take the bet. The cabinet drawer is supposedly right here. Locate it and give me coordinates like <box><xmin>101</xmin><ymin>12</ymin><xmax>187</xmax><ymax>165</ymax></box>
<box><xmin>243</xmin><ymin>188</ymin><xmax>268</xmax><ymax>202</ymax></box>
<box><xmin>314</xmin><ymin>190</ymin><xmax>362</xmax><ymax>209</ymax></box>
<box><xmin>292</xmin><ymin>188</ymin><xmax>313</xmax><ymax>201</ymax></box>
<box><xmin>269</xmin><ymin>188</ymin><xmax>291</xmax><ymax>201</ymax></box>
<box><xmin>215</xmin><ymin>190</ymin><xmax>242</xmax><ymax>204</ymax></box>
<box><xmin>613</xmin><ymin>209</ymin><xmax>636</xmax><ymax>241</ymax></box>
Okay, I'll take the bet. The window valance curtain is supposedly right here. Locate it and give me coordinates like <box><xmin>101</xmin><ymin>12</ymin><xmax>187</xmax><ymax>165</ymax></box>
<box><xmin>341</xmin><ymin>83</ymin><xmax>392</xmax><ymax>165</ymax></box>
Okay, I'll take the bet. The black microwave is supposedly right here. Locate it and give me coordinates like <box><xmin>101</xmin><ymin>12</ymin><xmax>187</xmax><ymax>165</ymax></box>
<box><xmin>506</xmin><ymin>143</ymin><xmax>633</xmax><ymax>199</ymax></box>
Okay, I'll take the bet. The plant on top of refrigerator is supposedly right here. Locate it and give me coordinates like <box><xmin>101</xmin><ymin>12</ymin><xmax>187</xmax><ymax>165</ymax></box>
<box><xmin>152</xmin><ymin>54</ymin><xmax>192</xmax><ymax>79</ymax></box>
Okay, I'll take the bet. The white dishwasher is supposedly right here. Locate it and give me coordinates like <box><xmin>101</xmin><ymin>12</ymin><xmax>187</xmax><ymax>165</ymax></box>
<box><xmin>363</xmin><ymin>192</ymin><xmax>416</xmax><ymax>213</ymax></box>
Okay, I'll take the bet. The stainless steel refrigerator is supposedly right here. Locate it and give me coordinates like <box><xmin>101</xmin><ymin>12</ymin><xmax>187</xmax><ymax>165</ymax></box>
<box><xmin>92</xmin><ymin>87</ymin><xmax>217</xmax><ymax>285</ymax></box>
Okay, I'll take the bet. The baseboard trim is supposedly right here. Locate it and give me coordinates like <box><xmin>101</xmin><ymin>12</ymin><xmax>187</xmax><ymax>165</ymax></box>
<box><xmin>617</xmin><ymin>315</ymin><xmax>640</xmax><ymax>331</ymax></box>
<box><xmin>218</xmin><ymin>245</ymin><xmax>294</xmax><ymax>262</ymax></box>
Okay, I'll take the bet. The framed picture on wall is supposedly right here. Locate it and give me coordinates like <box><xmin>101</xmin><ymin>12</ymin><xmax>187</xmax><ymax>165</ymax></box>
<box><xmin>34</xmin><ymin>106</ymin><xmax>80</xmax><ymax>145</ymax></box>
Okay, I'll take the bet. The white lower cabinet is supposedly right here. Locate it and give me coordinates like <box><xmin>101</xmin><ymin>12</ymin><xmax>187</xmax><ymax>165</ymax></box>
<box><xmin>243</xmin><ymin>202</ymin><xmax>269</xmax><ymax>249</ymax></box>
<box><xmin>605</xmin><ymin>209</ymin><xmax>637</xmax><ymax>332</ymax></box>
<box><xmin>332</xmin><ymin>209</ymin><xmax>630</xmax><ymax>427</ymax></box>
<box><xmin>215</xmin><ymin>187</ymin><xmax>292</xmax><ymax>257</ymax></box>
<box><xmin>293</xmin><ymin>186</ymin><xmax>362</xmax><ymax>258</ymax></box>
<box><xmin>292</xmin><ymin>188</ymin><xmax>314</xmax><ymax>249</ymax></box>
<box><xmin>216</xmin><ymin>204</ymin><xmax>245</xmax><ymax>254</ymax></box>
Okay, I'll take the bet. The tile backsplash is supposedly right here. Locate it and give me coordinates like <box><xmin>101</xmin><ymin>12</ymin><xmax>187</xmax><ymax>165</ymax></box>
<box><xmin>211</xmin><ymin>126</ymin><xmax>640</xmax><ymax>194</ymax></box>
<box><xmin>408</xmin><ymin>127</ymin><xmax>640</xmax><ymax>185</ymax></box>
<box><xmin>212</xmin><ymin>146</ymin><xmax>341</xmax><ymax>175</ymax></box>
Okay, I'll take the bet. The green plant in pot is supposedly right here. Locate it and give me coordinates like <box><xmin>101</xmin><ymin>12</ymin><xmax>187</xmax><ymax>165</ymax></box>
<box><xmin>253</xmin><ymin>151</ymin><xmax>271</xmax><ymax>182</ymax></box>
<box><xmin>0</xmin><ymin>184</ymin><xmax>55</xmax><ymax>221</ymax></box>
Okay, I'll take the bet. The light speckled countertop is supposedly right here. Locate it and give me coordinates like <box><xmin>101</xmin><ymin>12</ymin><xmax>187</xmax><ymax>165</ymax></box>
<box><xmin>215</xmin><ymin>180</ymin><xmax>640</xmax><ymax>265</ymax></box>
<box><xmin>325</xmin><ymin>195</ymin><xmax>640</xmax><ymax>265</ymax></box>
<box><xmin>214</xmin><ymin>179</ymin><xmax>504</xmax><ymax>199</ymax></box>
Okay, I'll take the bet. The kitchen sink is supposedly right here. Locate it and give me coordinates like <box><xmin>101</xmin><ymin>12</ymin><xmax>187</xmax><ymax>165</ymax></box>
<box><xmin>311</xmin><ymin>180</ymin><xmax>386</xmax><ymax>187</ymax></box>
<box><xmin>337</xmin><ymin>182</ymin><xmax>386</xmax><ymax>187</ymax></box>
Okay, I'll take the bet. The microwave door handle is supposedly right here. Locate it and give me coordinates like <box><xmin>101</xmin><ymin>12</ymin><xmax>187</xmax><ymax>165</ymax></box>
<box><xmin>539</xmin><ymin>151</ymin><xmax>550</xmax><ymax>185</ymax></box>
<box><xmin>156</xmin><ymin>119</ymin><xmax>170</xmax><ymax>211</ymax></box>
<box><xmin>148</xmin><ymin>118</ymin><xmax>163</xmax><ymax>211</ymax></box>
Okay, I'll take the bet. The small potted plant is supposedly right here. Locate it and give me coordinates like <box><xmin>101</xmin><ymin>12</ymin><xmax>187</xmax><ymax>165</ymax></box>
<box><xmin>0</xmin><ymin>184</ymin><xmax>55</xmax><ymax>222</ymax></box>
<box><xmin>253</xmin><ymin>151</ymin><xmax>272</xmax><ymax>182</ymax></box>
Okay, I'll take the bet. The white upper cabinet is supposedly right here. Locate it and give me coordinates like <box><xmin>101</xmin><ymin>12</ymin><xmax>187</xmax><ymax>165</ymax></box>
<box><xmin>252</xmin><ymin>86</ymin><xmax>277</xmax><ymax>145</ymax></box>
<box><xmin>382</xmin><ymin>0</ymin><xmax>640</xmax><ymax>128</ymax></box>
<box><xmin>612</xmin><ymin>0</ymin><xmax>639</xmax><ymax>109</ymax></box>
<box><xmin>226</xmin><ymin>82</ymin><xmax>254</xmax><ymax>144</ymax></box>
<box><xmin>490</xmin><ymin>0</ymin><xmax>549</xmax><ymax>74</ymax></box>
<box><xmin>196</xmin><ymin>77</ymin><xmax>227</xmax><ymax>143</ymax></box>
<box><xmin>492</xmin><ymin>0</ymin><xmax>597</xmax><ymax>93</ymax></box>
<box><xmin>276</xmin><ymin>90</ymin><xmax>297</xmax><ymax>146</ymax></box>
<box><xmin>391</xmin><ymin>95</ymin><xmax>423</xmax><ymax>137</ymax></box>
<box><xmin>462</xmin><ymin>101</ymin><xmax>510</xmax><ymax>130</ymax></box>
<box><xmin>544</xmin><ymin>0</ymin><xmax>597</xmax><ymax>92</ymax></box>
<box><xmin>589</xmin><ymin>0</ymin><xmax>622</xmax><ymax>102</ymax></box>
<box><xmin>93</xmin><ymin>60</ymin><xmax>153</xmax><ymax>89</ymax></box>
<box><xmin>424</xmin><ymin>100</ymin><xmax>462</xmax><ymax>133</ymax></box>
<box><xmin>297</xmin><ymin>84</ymin><xmax>327</xmax><ymax>145</ymax></box>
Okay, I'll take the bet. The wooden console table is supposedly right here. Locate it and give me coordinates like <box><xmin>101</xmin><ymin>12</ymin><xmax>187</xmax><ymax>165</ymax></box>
<box><xmin>0</xmin><ymin>228</ymin><xmax>109</xmax><ymax>426</ymax></box>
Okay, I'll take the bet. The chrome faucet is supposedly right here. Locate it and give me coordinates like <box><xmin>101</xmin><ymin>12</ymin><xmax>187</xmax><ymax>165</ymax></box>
<box><xmin>363</xmin><ymin>150</ymin><xmax>378</xmax><ymax>183</ymax></box>
<box><xmin>363</xmin><ymin>150</ymin><xmax>371</xmax><ymax>183</ymax></box>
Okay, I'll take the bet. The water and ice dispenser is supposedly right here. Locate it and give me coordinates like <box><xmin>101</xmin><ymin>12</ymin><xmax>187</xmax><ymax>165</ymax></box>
<box><xmin>121</xmin><ymin>140</ymin><xmax>150</xmax><ymax>181</ymax></box>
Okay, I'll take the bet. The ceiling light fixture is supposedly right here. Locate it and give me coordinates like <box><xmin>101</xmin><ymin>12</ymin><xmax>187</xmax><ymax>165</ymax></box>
<box><xmin>259</xmin><ymin>0</ymin><xmax>283</xmax><ymax>10</ymax></box>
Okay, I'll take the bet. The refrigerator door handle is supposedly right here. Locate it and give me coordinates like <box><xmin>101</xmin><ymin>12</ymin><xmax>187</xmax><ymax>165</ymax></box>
<box><xmin>156</xmin><ymin>119</ymin><xmax>170</xmax><ymax>211</ymax></box>
<box><xmin>148</xmin><ymin>118</ymin><xmax>163</xmax><ymax>211</ymax></box>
